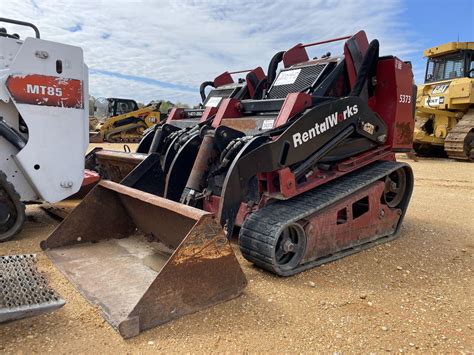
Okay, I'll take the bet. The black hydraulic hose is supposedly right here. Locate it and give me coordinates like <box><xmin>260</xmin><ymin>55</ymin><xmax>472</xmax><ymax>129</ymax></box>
<box><xmin>0</xmin><ymin>18</ymin><xmax>40</xmax><ymax>38</ymax></box>
<box><xmin>0</xmin><ymin>119</ymin><xmax>27</xmax><ymax>150</ymax></box>
<box><xmin>200</xmin><ymin>81</ymin><xmax>215</xmax><ymax>103</ymax></box>
<box><xmin>349</xmin><ymin>39</ymin><xmax>379</xmax><ymax>97</ymax></box>
<box><xmin>267</xmin><ymin>51</ymin><xmax>285</xmax><ymax>87</ymax></box>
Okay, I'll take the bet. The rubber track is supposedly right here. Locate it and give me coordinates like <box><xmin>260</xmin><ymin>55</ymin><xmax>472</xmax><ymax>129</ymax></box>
<box><xmin>239</xmin><ymin>161</ymin><xmax>410</xmax><ymax>276</ymax></box>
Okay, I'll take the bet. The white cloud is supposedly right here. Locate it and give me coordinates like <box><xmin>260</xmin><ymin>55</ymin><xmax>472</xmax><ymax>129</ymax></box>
<box><xmin>88</xmin><ymin>72</ymin><xmax>194</xmax><ymax>104</ymax></box>
<box><xmin>2</xmin><ymin>0</ymin><xmax>421</xmax><ymax>104</ymax></box>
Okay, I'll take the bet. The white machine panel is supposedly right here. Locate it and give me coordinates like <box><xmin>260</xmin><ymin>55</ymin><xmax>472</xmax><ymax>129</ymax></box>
<box><xmin>1</xmin><ymin>37</ymin><xmax>88</xmax><ymax>203</ymax></box>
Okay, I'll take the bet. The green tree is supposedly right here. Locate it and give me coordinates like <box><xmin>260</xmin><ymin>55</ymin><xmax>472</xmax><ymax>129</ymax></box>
<box><xmin>175</xmin><ymin>102</ymin><xmax>190</xmax><ymax>109</ymax></box>
<box><xmin>159</xmin><ymin>100</ymin><xmax>174</xmax><ymax>113</ymax></box>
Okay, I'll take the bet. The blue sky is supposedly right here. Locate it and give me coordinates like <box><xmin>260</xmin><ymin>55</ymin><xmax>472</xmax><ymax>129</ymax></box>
<box><xmin>404</xmin><ymin>0</ymin><xmax>473</xmax><ymax>45</ymax></box>
<box><xmin>404</xmin><ymin>0</ymin><xmax>473</xmax><ymax>79</ymax></box>
<box><xmin>2</xmin><ymin>0</ymin><xmax>473</xmax><ymax>104</ymax></box>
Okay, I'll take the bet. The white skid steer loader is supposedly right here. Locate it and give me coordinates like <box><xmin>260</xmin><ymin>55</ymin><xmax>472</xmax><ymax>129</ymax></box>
<box><xmin>0</xmin><ymin>18</ymin><xmax>88</xmax><ymax>322</ymax></box>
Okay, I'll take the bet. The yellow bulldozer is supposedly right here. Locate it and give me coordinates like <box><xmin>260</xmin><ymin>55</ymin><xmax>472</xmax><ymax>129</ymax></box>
<box><xmin>90</xmin><ymin>97</ymin><xmax>164</xmax><ymax>143</ymax></box>
<box><xmin>414</xmin><ymin>41</ymin><xmax>474</xmax><ymax>160</ymax></box>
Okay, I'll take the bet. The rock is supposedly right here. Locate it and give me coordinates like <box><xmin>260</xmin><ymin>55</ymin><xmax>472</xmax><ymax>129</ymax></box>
<box><xmin>360</xmin><ymin>294</ymin><xmax>367</xmax><ymax>299</ymax></box>
<box><xmin>381</xmin><ymin>326</ymin><xmax>388</xmax><ymax>331</ymax></box>
<box><xmin>309</xmin><ymin>281</ymin><xmax>316</xmax><ymax>287</ymax></box>
<box><xmin>148</xmin><ymin>341</ymin><xmax>154</xmax><ymax>345</ymax></box>
<box><xmin>397</xmin><ymin>266</ymin><xmax>403</xmax><ymax>270</ymax></box>
<box><xmin>409</xmin><ymin>343</ymin><xmax>415</xmax><ymax>347</ymax></box>
<box><xmin>368</xmin><ymin>301</ymin><xmax>373</xmax><ymax>306</ymax></box>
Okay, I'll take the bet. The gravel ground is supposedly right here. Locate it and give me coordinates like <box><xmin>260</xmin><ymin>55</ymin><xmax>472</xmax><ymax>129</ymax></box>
<box><xmin>0</xmin><ymin>154</ymin><xmax>473</xmax><ymax>353</ymax></box>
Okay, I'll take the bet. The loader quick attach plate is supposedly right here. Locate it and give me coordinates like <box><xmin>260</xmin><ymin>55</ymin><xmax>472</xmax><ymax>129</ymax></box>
<box><xmin>0</xmin><ymin>254</ymin><xmax>65</xmax><ymax>323</ymax></box>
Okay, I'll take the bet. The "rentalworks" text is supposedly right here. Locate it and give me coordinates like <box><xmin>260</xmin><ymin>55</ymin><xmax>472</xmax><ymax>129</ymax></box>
<box><xmin>292</xmin><ymin>104</ymin><xmax>358</xmax><ymax>148</ymax></box>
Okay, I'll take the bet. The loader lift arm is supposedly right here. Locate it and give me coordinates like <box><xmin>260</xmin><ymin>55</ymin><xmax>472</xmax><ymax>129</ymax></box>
<box><xmin>218</xmin><ymin>95</ymin><xmax>388</xmax><ymax>232</ymax></box>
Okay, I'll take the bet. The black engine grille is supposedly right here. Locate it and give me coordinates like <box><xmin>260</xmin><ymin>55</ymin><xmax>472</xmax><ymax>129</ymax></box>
<box><xmin>267</xmin><ymin>63</ymin><xmax>328</xmax><ymax>99</ymax></box>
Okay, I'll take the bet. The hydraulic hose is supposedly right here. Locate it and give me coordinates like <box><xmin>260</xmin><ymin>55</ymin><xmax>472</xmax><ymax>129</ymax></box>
<box><xmin>200</xmin><ymin>81</ymin><xmax>215</xmax><ymax>103</ymax></box>
<box><xmin>267</xmin><ymin>51</ymin><xmax>285</xmax><ymax>87</ymax></box>
<box><xmin>0</xmin><ymin>17</ymin><xmax>40</xmax><ymax>38</ymax></box>
<box><xmin>0</xmin><ymin>119</ymin><xmax>26</xmax><ymax>150</ymax></box>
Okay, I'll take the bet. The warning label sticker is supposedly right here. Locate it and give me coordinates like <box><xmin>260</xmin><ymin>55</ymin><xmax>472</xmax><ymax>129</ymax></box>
<box><xmin>205</xmin><ymin>96</ymin><xmax>222</xmax><ymax>107</ymax></box>
<box><xmin>262</xmin><ymin>119</ymin><xmax>275</xmax><ymax>130</ymax></box>
<box><xmin>273</xmin><ymin>69</ymin><xmax>301</xmax><ymax>86</ymax></box>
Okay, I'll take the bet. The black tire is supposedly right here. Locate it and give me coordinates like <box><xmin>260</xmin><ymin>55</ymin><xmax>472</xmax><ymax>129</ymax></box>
<box><xmin>0</xmin><ymin>172</ymin><xmax>26</xmax><ymax>242</ymax></box>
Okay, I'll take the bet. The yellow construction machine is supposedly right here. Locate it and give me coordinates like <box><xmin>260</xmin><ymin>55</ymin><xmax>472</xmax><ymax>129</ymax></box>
<box><xmin>90</xmin><ymin>98</ymin><xmax>163</xmax><ymax>143</ymax></box>
<box><xmin>89</xmin><ymin>97</ymin><xmax>138</xmax><ymax>131</ymax></box>
<box><xmin>414</xmin><ymin>41</ymin><xmax>474</xmax><ymax>160</ymax></box>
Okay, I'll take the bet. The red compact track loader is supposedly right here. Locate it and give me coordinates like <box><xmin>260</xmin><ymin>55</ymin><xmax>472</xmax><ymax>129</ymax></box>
<box><xmin>43</xmin><ymin>31</ymin><xmax>415</xmax><ymax>337</ymax></box>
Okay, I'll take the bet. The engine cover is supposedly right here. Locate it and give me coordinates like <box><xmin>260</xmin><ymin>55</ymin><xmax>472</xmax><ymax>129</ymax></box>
<box><xmin>0</xmin><ymin>36</ymin><xmax>88</xmax><ymax>202</ymax></box>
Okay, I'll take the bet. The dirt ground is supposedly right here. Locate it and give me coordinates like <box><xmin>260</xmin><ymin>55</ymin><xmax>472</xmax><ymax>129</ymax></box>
<box><xmin>0</xmin><ymin>154</ymin><xmax>473</xmax><ymax>353</ymax></box>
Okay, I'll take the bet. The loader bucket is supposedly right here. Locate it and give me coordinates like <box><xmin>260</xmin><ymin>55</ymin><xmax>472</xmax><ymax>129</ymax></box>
<box><xmin>41</xmin><ymin>181</ymin><xmax>247</xmax><ymax>338</ymax></box>
<box><xmin>94</xmin><ymin>150</ymin><xmax>148</xmax><ymax>182</ymax></box>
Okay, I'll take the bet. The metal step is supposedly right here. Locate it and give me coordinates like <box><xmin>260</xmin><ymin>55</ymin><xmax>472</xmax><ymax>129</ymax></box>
<box><xmin>0</xmin><ymin>254</ymin><xmax>65</xmax><ymax>323</ymax></box>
